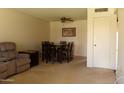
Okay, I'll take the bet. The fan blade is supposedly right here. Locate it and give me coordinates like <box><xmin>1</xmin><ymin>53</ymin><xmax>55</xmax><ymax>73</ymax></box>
<box><xmin>66</xmin><ymin>18</ymin><xmax>73</xmax><ymax>21</ymax></box>
<box><xmin>52</xmin><ymin>17</ymin><xmax>73</xmax><ymax>22</ymax></box>
<box><xmin>64</xmin><ymin>17</ymin><xmax>73</xmax><ymax>21</ymax></box>
<box><xmin>66</xmin><ymin>18</ymin><xmax>71</xmax><ymax>20</ymax></box>
<box><xmin>52</xmin><ymin>19</ymin><xmax>60</xmax><ymax>21</ymax></box>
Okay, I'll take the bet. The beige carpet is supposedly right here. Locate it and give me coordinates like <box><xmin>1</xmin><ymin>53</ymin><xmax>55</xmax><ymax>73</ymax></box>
<box><xmin>8</xmin><ymin>57</ymin><xmax>115</xmax><ymax>84</ymax></box>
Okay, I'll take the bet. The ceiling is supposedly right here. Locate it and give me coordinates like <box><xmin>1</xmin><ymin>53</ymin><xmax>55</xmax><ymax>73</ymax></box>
<box><xmin>16</xmin><ymin>8</ymin><xmax>87</xmax><ymax>21</ymax></box>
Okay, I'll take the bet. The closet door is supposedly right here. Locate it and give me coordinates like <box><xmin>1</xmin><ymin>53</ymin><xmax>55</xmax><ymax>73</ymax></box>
<box><xmin>93</xmin><ymin>16</ymin><xmax>116</xmax><ymax>69</ymax></box>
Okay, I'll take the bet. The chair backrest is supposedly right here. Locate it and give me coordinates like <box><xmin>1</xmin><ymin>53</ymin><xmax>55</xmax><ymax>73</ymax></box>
<box><xmin>60</xmin><ymin>41</ymin><xmax>67</xmax><ymax>45</ymax></box>
<box><xmin>67</xmin><ymin>42</ymin><xmax>71</xmax><ymax>49</ymax></box>
<box><xmin>41</xmin><ymin>41</ymin><xmax>49</xmax><ymax>51</ymax></box>
<box><xmin>70</xmin><ymin>42</ymin><xmax>74</xmax><ymax>52</ymax></box>
<box><xmin>67</xmin><ymin>42</ymin><xmax>74</xmax><ymax>54</ymax></box>
<box><xmin>70</xmin><ymin>42</ymin><xmax>74</xmax><ymax>59</ymax></box>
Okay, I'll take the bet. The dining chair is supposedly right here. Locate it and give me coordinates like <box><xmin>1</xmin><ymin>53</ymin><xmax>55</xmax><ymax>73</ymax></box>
<box><xmin>49</xmin><ymin>43</ymin><xmax>56</xmax><ymax>63</ymax></box>
<box><xmin>62</xmin><ymin>42</ymin><xmax>74</xmax><ymax>63</ymax></box>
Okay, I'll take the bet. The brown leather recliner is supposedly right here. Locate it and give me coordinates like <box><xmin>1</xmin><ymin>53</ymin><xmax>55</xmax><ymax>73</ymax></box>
<box><xmin>0</xmin><ymin>42</ymin><xmax>30</xmax><ymax>79</ymax></box>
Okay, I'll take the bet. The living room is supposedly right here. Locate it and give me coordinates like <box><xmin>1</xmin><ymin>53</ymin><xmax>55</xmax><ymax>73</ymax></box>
<box><xmin>0</xmin><ymin>8</ymin><xmax>89</xmax><ymax>83</ymax></box>
<box><xmin>0</xmin><ymin>8</ymin><xmax>124</xmax><ymax>84</ymax></box>
<box><xmin>1</xmin><ymin>0</ymin><xmax>124</xmax><ymax>93</ymax></box>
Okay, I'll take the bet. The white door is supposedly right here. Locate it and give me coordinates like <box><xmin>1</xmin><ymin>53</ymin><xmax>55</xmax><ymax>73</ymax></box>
<box><xmin>93</xmin><ymin>16</ymin><xmax>117</xmax><ymax>69</ymax></box>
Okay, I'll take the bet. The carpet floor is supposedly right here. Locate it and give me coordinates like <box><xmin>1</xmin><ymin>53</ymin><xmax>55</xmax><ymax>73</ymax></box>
<box><xmin>8</xmin><ymin>57</ymin><xmax>115</xmax><ymax>84</ymax></box>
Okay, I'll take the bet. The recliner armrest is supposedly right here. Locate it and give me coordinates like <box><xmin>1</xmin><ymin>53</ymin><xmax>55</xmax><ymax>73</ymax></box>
<box><xmin>17</xmin><ymin>54</ymin><xmax>30</xmax><ymax>59</ymax></box>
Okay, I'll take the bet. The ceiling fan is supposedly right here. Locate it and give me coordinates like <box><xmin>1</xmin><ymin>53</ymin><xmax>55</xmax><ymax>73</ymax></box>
<box><xmin>54</xmin><ymin>17</ymin><xmax>73</xmax><ymax>23</ymax></box>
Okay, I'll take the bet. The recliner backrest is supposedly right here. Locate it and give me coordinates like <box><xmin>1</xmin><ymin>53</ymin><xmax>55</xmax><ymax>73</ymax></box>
<box><xmin>0</xmin><ymin>42</ymin><xmax>17</xmax><ymax>62</ymax></box>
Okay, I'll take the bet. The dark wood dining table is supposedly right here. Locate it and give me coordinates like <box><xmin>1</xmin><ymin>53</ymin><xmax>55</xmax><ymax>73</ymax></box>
<box><xmin>49</xmin><ymin>43</ymin><xmax>67</xmax><ymax>63</ymax></box>
<box><xmin>41</xmin><ymin>41</ymin><xmax>73</xmax><ymax>63</ymax></box>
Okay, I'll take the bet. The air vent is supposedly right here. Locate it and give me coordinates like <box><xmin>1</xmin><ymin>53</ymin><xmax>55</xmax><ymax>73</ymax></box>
<box><xmin>95</xmin><ymin>8</ymin><xmax>108</xmax><ymax>12</ymax></box>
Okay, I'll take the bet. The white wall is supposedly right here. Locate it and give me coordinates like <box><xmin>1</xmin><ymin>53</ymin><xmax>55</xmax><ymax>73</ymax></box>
<box><xmin>50</xmin><ymin>20</ymin><xmax>87</xmax><ymax>57</ymax></box>
<box><xmin>0</xmin><ymin>9</ymin><xmax>50</xmax><ymax>51</ymax></box>
<box><xmin>117</xmin><ymin>9</ymin><xmax>124</xmax><ymax>77</ymax></box>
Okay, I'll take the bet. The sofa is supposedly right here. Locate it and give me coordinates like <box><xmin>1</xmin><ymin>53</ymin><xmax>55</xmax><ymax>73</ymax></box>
<box><xmin>0</xmin><ymin>42</ymin><xmax>30</xmax><ymax>79</ymax></box>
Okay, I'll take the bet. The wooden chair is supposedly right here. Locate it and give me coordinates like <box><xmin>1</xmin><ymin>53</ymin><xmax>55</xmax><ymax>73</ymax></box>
<box><xmin>56</xmin><ymin>45</ymin><xmax>64</xmax><ymax>63</ymax></box>
<box><xmin>49</xmin><ymin>43</ymin><xmax>57</xmax><ymax>63</ymax></box>
<box><xmin>41</xmin><ymin>41</ymin><xmax>51</xmax><ymax>63</ymax></box>
<box><xmin>62</xmin><ymin>42</ymin><xmax>74</xmax><ymax>63</ymax></box>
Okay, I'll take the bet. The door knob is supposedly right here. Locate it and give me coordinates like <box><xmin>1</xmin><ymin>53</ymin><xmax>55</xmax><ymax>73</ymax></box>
<box><xmin>93</xmin><ymin>44</ymin><xmax>96</xmax><ymax>46</ymax></box>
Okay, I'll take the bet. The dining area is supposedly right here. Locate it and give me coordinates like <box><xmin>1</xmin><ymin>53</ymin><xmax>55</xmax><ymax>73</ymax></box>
<box><xmin>41</xmin><ymin>41</ymin><xmax>74</xmax><ymax>64</ymax></box>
